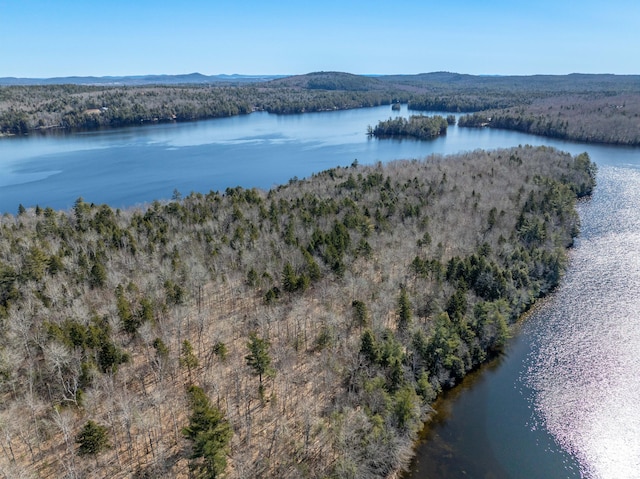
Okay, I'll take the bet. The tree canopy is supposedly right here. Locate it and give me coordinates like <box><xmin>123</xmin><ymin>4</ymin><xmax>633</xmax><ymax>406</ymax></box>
<box><xmin>183</xmin><ymin>385</ymin><xmax>232</xmax><ymax>479</ymax></box>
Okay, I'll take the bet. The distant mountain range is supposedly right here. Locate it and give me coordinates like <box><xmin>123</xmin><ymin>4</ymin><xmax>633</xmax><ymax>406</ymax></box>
<box><xmin>0</xmin><ymin>72</ymin><xmax>287</xmax><ymax>86</ymax></box>
<box><xmin>3</xmin><ymin>71</ymin><xmax>639</xmax><ymax>92</ymax></box>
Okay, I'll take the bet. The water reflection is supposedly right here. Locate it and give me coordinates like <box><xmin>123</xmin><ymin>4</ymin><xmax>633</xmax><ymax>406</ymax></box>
<box><xmin>524</xmin><ymin>167</ymin><xmax>640</xmax><ymax>479</ymax></box>
<box><xmin>2</xmin><ymin>107</ymin><xmax>640</xmax><ymax>478</ymax></box>
<box><xmin>407</xmin><ymin>166</ymin><xmax>640</xmax><ymax>479</ymax></box>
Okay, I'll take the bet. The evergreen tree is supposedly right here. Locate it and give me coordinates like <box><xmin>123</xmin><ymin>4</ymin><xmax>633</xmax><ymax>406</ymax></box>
<box><xmin>245</xmin><ymin>332</ymin><xmax>274</xmax><ymax>396</ymax></box>
<box><xmin>397</xmin><ymin>287</ymin><xmax>412</xmax><ymax>331</ymax></box>
<box><xmin>116</xmin><ymin>284</ymin><xmax>135</xmax><ymax>333</ymax></box>
<box><xmin>76</xmin><ymin>420</ymin><xmax>110</xmax><ymax>456</ymax></box>
<box><xmin>446</xmin><ymin>286</ymin><xmax>468</xmax><ymax>322</ymax></box>
<box><xmin>97</xmin><ymin>340</ymin><xmax>128</xmax><ymax>374</ymax></box>
<box><xmin>360</xmin><ymin>329</ymin><xmax>379</xmax><ymax>364</ymax></box>
<box><xmin>212</xmin><ymin>341</ymin><xmax>228</xmax><ymax>361</ymax></box>
<box><xmin>183</xmin><ymin>385</ymin><xmax>232</xmax><ymax>479</ymax></box>
<box><xmin>180</xmin><ymin>339</ymin><xmax>199</xmax><ymax>378</ymax></box>
<box><xmin>352</xmin><ymin>300</ymin><xmax>369</xmax><ymax>328</ymax></box>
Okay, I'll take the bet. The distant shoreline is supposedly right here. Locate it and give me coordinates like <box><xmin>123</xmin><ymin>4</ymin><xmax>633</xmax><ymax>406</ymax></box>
<box><xmin>2</xmin><ymin>71</ymin><xmax>640</xmax><ymax>145</ymax></box>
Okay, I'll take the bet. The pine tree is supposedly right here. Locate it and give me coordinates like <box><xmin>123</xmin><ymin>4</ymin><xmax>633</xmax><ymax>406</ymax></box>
<box><xmin>282</xmin><ymin>262</ymin><xmax>298</xmax><ymax>293</ymax></box>
<box><xmin>180</xmin><ymin>340</ymin><xmax>199</xmax><ymax>379</ymax></box>
<box><xmin>352</xmin><ymin>300</ymin><xmax>369</xmax><ymax>328</ymax></box>
<box><xmin>245</xmin><ymin>332</ymin><xmax>274</xmax><ymax>396</ymax></box>
<box><xmin>397</xmin><ymin>287</ymin><xmax>412</xmax><ymax>331</ymax></box>
<box><xmin>360</xmin><ymin>329</ymin><xmax>379</xmax><ymax>364</ymax></box>
<box><xmin>183</xmin><ymin>385</ymin><xmax>232</xmax><ymax>479</ymax></box>
<box><xmin>76</xmin><ymin>420</ymin><xmax>110</xmax><ymax>456</ymax></box>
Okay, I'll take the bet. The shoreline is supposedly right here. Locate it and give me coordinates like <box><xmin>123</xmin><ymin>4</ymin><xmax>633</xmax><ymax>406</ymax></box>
<box><xmin>0</xmin><ymin>147</ymin><xmax>596</xmax><ymax>478</ymax></box>
<box><xmin>2</xmin><ymin>103</ymin><xmax>639</xmax><ymax>147</ymax></box>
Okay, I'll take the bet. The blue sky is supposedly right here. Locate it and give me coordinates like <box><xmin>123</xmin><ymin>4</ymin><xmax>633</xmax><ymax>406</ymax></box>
<box><xmin>1</xmin><ymin>0</ymin><xmax>638</xmax><ymax>77</ymax></box>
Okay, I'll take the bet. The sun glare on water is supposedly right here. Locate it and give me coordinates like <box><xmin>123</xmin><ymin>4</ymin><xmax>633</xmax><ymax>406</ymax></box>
<box><xmin>526</xmin><ymin>167</ymin><xmax>640</xmax><ymax>479</ymax></box>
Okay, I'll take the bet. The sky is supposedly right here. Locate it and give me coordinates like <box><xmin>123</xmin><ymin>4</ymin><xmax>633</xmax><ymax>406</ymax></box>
<box><xmin>1</xmin><ymin>0</ymin><xmax>639</xmax><ymax>78</ymax></box>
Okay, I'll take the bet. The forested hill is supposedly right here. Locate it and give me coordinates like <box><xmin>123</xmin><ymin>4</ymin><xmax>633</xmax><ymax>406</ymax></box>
<box><xmin>1</xmin><ymin>70</ymin><xmax>639</xmax><ymax>144</ymax></box>
<box><xmin>265</xmin><ymin>71</ymin><xmax>388</xmax><ymax>91</ymax></box>
<box><xmin>0</xmin><ymin>73</ymin><xmax>284</xmax><ymax>86</ymax></box>
<box><xmin>3</xmin><ymin>70</ymin><xmax>638</xmax><ymax>91</ymax></box>
<box><xmin>0</xmin><ymin>146</ymin><xmax>595</xmax><ymax>478</ymax></box>
<box><xmin>379</xmin><ymin>71</ymin><xmax>640</xmax><ymax>93</ymax></box>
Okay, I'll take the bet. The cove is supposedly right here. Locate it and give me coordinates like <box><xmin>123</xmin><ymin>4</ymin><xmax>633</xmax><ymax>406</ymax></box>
<box><xmin>2</xmin><ymin>105</ymin><xmax>640</xmax><ymax>478</ymax></box>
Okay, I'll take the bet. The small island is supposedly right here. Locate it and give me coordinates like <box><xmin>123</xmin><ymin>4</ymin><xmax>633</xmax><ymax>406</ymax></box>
<box><xmin>368</xmin><ymin>114</ymin><xmax>448</xmax><ymax>140</ymax></box>
<box><xmin>2</xmin><ymin>71</ymin><xmax>640</xmax><ymax>145</ymax></box>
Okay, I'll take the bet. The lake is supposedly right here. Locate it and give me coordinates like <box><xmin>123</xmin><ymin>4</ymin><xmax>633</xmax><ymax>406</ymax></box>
<box><xmin>2</xmin><ymin>105</ymin><xmax>640</xmax><ymax>478</ymax></box>
<box><xmin>3</xmin><ymin>104</ymin><xmax>632</xmax><ymax>214</ymax></box>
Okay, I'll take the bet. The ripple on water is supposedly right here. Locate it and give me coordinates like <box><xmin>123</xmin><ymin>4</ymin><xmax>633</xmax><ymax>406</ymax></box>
<box><xmin>524</xmin><ymin>167</ymin><xmax>640</xmax><ymax>479</ymax></box>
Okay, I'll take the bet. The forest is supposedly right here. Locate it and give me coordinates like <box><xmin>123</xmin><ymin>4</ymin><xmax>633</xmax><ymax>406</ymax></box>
<box><xmin>368</xmin><ymin>115</ymin><xmax>449</xmax><ymax>140</ymax></box>
<box><xmin>456</xmin><ymin>92</ymin><xmax>640</xmax><ymax>145</ymax></box>
<box><xmin>0</xmin><ymin>145</ymin><xmax>596</xmax><ymax>478</ymax></box>
<box><xmin>1</xmin><ymin>71</ymin><xmax>639</xmax><ymax>145</ymax></box>
<box><xmin>0</xmin><ymin>74</ymin><xmax>407</xmax><ymax>135</ymax></box>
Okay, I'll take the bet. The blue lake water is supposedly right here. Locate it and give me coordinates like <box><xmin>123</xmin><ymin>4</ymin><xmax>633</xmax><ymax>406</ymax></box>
<box><xmin>4</xmin><ymin>104</ymin><xmax>637</xmax><ymax>213</ymax></box>
<box><xmin>2</xmin><ymin>105</ymin><xmax>640</xmax><ymax>478</ymax></box>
